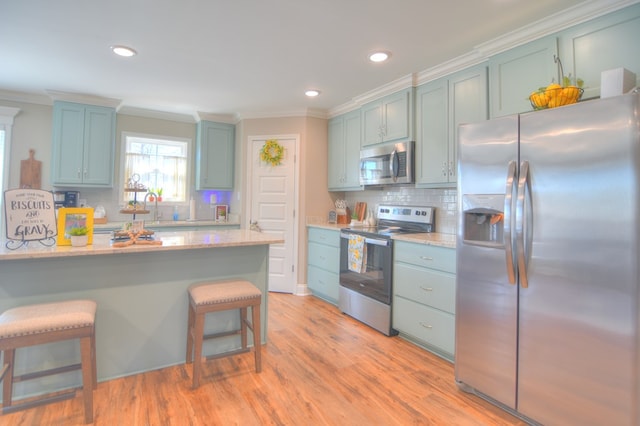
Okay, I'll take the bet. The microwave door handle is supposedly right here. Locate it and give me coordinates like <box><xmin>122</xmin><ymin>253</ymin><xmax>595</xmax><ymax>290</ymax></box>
<box><xmin>390</xmin><ymin>149</ymin><xmax>398</xmax><ymax>181</ymax></box>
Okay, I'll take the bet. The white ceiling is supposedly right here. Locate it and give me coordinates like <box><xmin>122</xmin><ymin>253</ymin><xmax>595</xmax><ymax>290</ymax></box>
<box><xmin>0</xmin><ymin>0</ymin><xmax>612</xmax><ymax>119</ymax></box>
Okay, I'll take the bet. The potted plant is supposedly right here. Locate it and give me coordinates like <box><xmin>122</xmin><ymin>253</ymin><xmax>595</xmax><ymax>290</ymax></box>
<box><xmin>69</xmin><ymin>226</ymin><xmax>90</xmax><ymax>247</ymax></box>
<box><xmin>148</xmin><ymin>188</ymin><xmax>155</xmax><ymax>202</ymax></box>
<box><xmin>156</xmin><ymin>188</ymin><xmax>163</xmax><ymax>202</ymax></box>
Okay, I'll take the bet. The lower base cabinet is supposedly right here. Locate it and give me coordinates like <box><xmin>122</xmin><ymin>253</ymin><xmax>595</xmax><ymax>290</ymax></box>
<box><xmin>307</xmin><ymin>227</ymin><xmax>340</xmax><ymax>304</ymax></box>
<box><xmin>393</xmin><ymin>241</ymin><xmax>456</xmax><ymax>361</ymax></box>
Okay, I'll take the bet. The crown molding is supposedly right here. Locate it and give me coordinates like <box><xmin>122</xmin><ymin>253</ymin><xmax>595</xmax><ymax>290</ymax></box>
<box><xmin>237</xmin><ymin>107</ymin><xmax>328</xmax><ymax>121</ymax></box>
<box><xmin>475</xmin><ymin>0</ymin><xmax>638</xmax><ymax>58</ymax></box>
<box><xmin>0</xmin><ymin>89</ymin><xmax>51</xmax><ymax>106</ymax></box>
<box><xmin>327</xmin><ymin>74</ymin><xmax>415</xmax><ymax>118</ymax></box>
<box><xmin>46</xmin><ymin>90</ymin><xmax>121</xmax><ymax>108</ymax></box>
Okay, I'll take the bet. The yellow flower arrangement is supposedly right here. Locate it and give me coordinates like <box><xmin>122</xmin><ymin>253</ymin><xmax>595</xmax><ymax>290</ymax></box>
<box><xmin>260</xmin><ymin>139</ymin><xmax>284</xmax><ymax>167</ymax></box>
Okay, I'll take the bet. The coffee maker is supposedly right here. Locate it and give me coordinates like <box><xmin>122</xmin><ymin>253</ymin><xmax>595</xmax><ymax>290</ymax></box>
<box><xmin>54</xmin><ymin>191</ymin><xmax>79</xmax><ymax>209</ymax></box>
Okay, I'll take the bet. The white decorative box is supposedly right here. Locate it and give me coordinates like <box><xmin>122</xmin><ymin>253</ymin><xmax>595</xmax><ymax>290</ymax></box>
<box><xmin>601</xmin><ymin>68</ymin><xmax>636</xmax><ymax>98</ymax></box>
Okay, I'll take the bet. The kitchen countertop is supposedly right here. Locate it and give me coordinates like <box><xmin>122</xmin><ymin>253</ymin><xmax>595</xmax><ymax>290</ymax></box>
<box><xmin>307</xmin><ymin>223</ymin><xmax>456</xmax><ymax>249</ymax></box>
<box><xmin>0</xmin><ymin>229</ymin><xmax>283</xmax><ymax>261</ymax></box>
<box><xmin>94</xmin><ymin>220</ymin><xmax>240</xmax><ymax>231</ymax></box>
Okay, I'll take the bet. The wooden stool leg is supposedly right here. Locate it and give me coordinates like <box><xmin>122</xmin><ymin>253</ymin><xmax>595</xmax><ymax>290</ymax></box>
<box><xmin>186</xmin><ymin>302</ymin><xmax>195</xmax><ymax>364</ymax></box>
<box><xmin>252</xmin><ymin>304</ymin><xmax>262</xmax><ymax>373</ymax></box>
<box><xmin>2</xmin><ymin>349</ymin><xmax>15</xmax><ymax>410</ymax></box>
<box><xmin>91</xmin><ymin>333</ymin><xmax>97</xmax><ymax>390</ymax></box>
<box><xmin>192</xmin><ymin>310</ymin><xmax>205</xmax><ymax>389</ymax></box>
<box><xmin>240</xmin><ymin>307</ymin><xmax>248</xmax><ymax>350</ymax></box>
<box><xmin>80</xmin><ymin>336</ymin><xmax>94</xmax><ymax>424</ymax></box>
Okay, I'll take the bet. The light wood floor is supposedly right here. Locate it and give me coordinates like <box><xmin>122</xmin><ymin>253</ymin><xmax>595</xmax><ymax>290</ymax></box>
<box><xmin>1</xmin><ymin>293</ymin><xmax>526</xmax><ymax>425</ymax></box>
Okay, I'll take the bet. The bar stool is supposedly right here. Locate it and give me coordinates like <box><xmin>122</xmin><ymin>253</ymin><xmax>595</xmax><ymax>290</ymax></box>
<box><xmin>186</xmin><ymin>280</ymin><xmax>262</xmax><ymax>389</ymax></box>
<box><xmin>0</xmin><ymin>299</ymin><xmax>97</xmax><ymax>424</ymax></box>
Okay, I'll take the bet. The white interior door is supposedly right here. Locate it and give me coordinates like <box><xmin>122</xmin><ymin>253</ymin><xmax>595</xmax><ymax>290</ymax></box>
<box><xmin>248</xmin><ymin>136</ymin><xmax>297</xmax><ymax>293</ymax></box>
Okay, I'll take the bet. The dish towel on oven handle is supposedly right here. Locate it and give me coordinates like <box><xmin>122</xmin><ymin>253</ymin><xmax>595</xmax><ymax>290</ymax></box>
<box><xmin>348</xmin><ymin>234</ymin><xmax>367</xmax><ymax>273</ymax></box>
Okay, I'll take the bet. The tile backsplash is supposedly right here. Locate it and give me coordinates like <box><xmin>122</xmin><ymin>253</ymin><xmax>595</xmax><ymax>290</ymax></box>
<box><xmin>344</xmin><ymin>186</ymin><xmax>458</xmax><ymax>235</ymax></box>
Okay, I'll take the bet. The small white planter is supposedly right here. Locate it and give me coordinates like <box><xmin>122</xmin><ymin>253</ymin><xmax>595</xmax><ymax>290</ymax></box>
<box><xmin>70</xmin><ymin>235</ymin><xmax>88</xmax><ymax>247</ymax></box>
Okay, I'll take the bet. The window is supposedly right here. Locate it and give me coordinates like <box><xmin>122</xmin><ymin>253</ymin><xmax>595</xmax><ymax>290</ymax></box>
<box><xmin>0</xmin><ymin>106</ymin><xmax>20</xmax><ymax>238</ymax></box>
<box><xmin>122</xmin><ymin>133</ymin><xmax>189</xmax><ymax>203</ymax></box>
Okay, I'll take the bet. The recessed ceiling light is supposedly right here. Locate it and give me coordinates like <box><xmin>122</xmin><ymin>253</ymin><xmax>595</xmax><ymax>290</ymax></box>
<box><xmin>111</xmin><ymin>45</ymin><xmax>137</xmax><ymax>57</ymax></box>
<box><xmin>305</xmin><ymin>90</ymin><xmax>320</xmax><ymax>97</ymax></box>
<box><xmin>369</xmin><ymin>51</ymin><xmax>390</xmax><ymax>63</ymax></box>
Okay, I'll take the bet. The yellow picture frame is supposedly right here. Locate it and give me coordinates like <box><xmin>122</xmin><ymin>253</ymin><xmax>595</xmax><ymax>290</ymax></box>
<box><xmin>56</xmin><ymin>207</ymin><xmax>94</xmax><ymax>246</ymax></box>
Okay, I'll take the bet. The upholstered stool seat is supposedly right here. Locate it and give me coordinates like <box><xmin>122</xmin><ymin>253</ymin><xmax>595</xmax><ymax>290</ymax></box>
<box><xmin>186</xmin><ymin>280</ymin><xmax>262</xmax><ymax>389</ymax></box>
<box><xmin>0</xmin><ymin>299</ymin><xmax>97</xmax><ymax>424</ymax></box>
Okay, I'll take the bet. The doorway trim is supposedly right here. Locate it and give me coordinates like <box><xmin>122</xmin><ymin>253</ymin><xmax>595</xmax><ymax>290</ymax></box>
<box><xmin>245</xmin><ymin>134</ymin><xmax>301</xmax><ymax>295</ymax></box>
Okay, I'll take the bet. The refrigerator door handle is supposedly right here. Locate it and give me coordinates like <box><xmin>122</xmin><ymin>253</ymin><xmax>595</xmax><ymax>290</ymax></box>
<box><xmin>504</xmin><ymin>160</ymin><xmax>517</xmax><ymax>284</ymax></box>
<box><xmin>516</xmin><ymin>160</ymin><xmax>532</xmax><ymax>288</ymax></box>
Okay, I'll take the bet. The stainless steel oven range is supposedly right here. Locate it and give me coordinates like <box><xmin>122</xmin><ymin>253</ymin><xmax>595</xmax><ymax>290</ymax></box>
<box><xmin>339</xmin><ymin>205</ymin><xmax>435</xmax><ymax>335</ymax></box>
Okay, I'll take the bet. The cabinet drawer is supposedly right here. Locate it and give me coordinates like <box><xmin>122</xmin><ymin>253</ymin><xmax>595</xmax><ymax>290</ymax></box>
<box><xmin>394</xmin><ymin>242</ymin><xmax>455</xmax><ymax>273</ymax></box>
<box><xmin>308</xmin><ymin>241</ymin><xmax>340</xmax><ymax>272</ymax></box>
<box><xmin>307</xmin><ymin>265</ymin><xmax>339</xmax><ymax>302</ymax></box>
<box><xmin>394</xmin><ymin>264</ymin><xmax>455</xmax><ymax>314</ymax></box>
<box><xmin>308</xmin><ymin>227</ymin><xmax>339</xmax><ymax>248</ymax></box>
<box><xmin>393</xmin><ymin>297</ymin><xmax>455</xmax><ymax>356</ymax></box>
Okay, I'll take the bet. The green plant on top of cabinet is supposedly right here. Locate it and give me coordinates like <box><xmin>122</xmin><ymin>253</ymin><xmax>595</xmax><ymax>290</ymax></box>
<box><xmin>196</xmin><ymin>120</ymin><xmax>235</xmax><ymax>190</ymax></box>
<box><xmin>415</xmin><ymin>64</ymin><xmax>488</xmax><ymax>188</ymax></box>
<box><xmin>557</xmin><ymin>3</ymin><xmax>640</xmax><ymax>101</ymax></box>
<box><xmin>328</xmin><ymin>110</ymin><xmax>363</xmax><ymax>191</ymax></box>
<box><xmin>307</xmin><ymin>227</ymin><xmax>340</xmax><ymax>304</ymax></box>
<box><xmin>489</xmin><ymin>36</ymin><xmax>559</xmax><ymax>118</ymax></box>
<box><xmin>361</xmin><ymin>88</ymin><xmax>414</xmax><ymax>147</ymax></box>
<box><xmin>393</xmin><ymin>240</ymin><xmax>456</xmax><ymax>361</ymax></box>
<box><xmin>51</xmin><ymin>101</ymin><xmax>116</xmax><ymax>187</ymax></box>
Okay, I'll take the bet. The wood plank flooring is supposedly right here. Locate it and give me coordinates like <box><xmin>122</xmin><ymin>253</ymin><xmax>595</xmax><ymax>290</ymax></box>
<box><xmin>1</xmin><ymin>293</ymin><xmax>526</xmax><ymax>425</ymax></box>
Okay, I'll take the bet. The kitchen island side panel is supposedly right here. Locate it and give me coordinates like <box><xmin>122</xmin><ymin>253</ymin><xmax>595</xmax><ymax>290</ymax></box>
<box><xmin>0</xmin><ymin>244</ymin><xmax>269</xmax><ymax>400</ymax></box>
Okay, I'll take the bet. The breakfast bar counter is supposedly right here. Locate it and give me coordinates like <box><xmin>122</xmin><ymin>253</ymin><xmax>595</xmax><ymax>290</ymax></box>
<box><xmin>0</xmin><ymin>229</ymin><xmax>283</xmax><ymax>398</ymax></box>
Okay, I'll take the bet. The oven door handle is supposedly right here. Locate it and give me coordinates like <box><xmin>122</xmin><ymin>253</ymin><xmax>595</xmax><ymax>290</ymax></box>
<box><xmin>340</xmin><ymin>232</ymin><xmax>390</xmax><ymax>247</ymax></box>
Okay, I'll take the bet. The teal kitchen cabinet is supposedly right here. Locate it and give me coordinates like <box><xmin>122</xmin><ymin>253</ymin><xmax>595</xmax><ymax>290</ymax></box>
<box><xmin>361</xmin><ymin>88</ymin><xmax>413</xmax><ymax>147</ymax></box>
<box><xmin>51</xmin><ymin>101</ymin><xmax>116</xmax><ymax>187</ymax></box>
<box><xmin>558</xmin><ymin>3</ymin><xmax>640</xmax><ymax>100</ymax></box>
<box><xmin>415</xmin><ymin>64</ymin><xmax>488</xmax><ymax>188</ymax></box>
<box><xmin>393</xmin><ymin>240</ymin><xmax>456</xmax><ymax>361</ymax></box>
<box><xmin>195</xmin><ymin>121</ymin><xmax>235</xmax><ymax>190</ymax></box>
<box><xmin>328</xmin><ymin>110</ymin><xmax>363</xmax><ymax>191</ymax></box>
<box><xmin>489</xmin><ymin>36</ymin><xmax>559</xmax><ymax>118</ymax></box>
<box><xmin>307</xmin><ymin>227</ymin><xmax>340</xmax><ymax>304</ymax></box>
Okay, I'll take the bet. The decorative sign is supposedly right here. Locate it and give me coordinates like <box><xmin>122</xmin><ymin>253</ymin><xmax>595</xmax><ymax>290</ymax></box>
<box><xmin>3</xmin><ymin>189</ymin><xmax>57</xmax><ymax>248</ymax></box>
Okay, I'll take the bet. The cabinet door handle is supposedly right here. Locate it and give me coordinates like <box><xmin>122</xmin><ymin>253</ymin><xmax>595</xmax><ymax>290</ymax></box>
<box><xmin>419</xmin><ymin>256</ymin><xmax>433</xmax><ymax>261</ymax></box>
<box><xmin>84</xmin><ymin>168</ymin><xmax>88</xmax><ymax>177</ymax></box>
<box><xmin>420</xmin><ymin>286</ymin><xmax>433</xmax><ymax>292</ymax></box>
<box><xmin>419</xmin><ymin>322</ymin><xmax>433</xmax><ymax>329</ymax></box>
<box><xmin>442</xmin><ymin>161</ymin><xmax>447</xmax><ymax>177</ymax></box>
<box><xmin>77</xmin><ymin>168</ymin><xmax>81</xmax><ymax>178</ymax></box>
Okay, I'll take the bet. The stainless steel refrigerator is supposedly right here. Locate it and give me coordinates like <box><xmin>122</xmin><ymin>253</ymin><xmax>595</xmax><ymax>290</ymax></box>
<box><xmin>455</xmin><ymin>92</ymin><xmax>639</xmax><ymax>425</ymax></box>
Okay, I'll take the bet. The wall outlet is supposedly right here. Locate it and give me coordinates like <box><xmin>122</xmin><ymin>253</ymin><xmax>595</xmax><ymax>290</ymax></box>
<box><xmin>79</xmin><ymin>198</ymin><xmax>87</xmax><ymax>207</ymax></box>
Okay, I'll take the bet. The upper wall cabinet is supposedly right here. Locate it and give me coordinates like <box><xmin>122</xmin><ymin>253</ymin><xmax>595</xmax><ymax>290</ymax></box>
<box><xmin>51</xmin><ymin>101</ymin><xmax>116</xmax><ymax>187</ymax></box>
<box><xmin>195</xmin><ymin>120</ymin><xmax>235</xmax><ymax>190</ymax></box>
<box><xmin>328</xmin><ymin>109</ymin><xmax>363</xmax><ymax>191</ymax></box>
<box><xmin>361</xmin><ymin>88</ymin><xmax>414</xmax><ymax>147</ymax></box>
<box><xmin>489</xmin><ymin>36</ymin><xmax>558</xmax><ymax>118</ymax></box>
<box><xmin>415</xmin><ymin>64</ymin><xmax>488</xmax><ymax>188</ymax></box>
<box><xmin>558</xmin><ymin>3</ymin><xmax>640</xmax><ymax>100</ymax></box>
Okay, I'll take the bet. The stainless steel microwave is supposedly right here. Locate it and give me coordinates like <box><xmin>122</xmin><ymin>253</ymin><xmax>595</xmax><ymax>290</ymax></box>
<box><xmin>359</xmin><ymin>141</ymin><xmax>414</xmax><ymax>186</ymax></box>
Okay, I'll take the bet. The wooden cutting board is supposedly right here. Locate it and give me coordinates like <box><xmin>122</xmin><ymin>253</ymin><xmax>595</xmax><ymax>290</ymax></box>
<box><xmin>20</xmin><ymin>149</ymin><xmax>42</xmax><ymax>189</ymax></box>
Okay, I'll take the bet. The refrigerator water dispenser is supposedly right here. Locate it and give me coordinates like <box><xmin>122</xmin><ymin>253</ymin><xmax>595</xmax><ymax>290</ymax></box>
<box><xmin>462</xmin><ymin>194</ymin><xmax>504</xmax><ymax>246</ymax></box>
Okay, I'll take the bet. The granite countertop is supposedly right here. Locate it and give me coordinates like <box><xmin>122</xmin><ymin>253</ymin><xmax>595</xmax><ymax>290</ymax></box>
<box><xmin>0</xmin><ymin>229</ymin><xmax>283</xmax><ymax>261</ymax></box>
<box><xmin>307</xmin><ymin>223</ymin><xmax>456</xmax><ymax>249</ymax></box>
<box><xmin>391</xmin><ymin>232</ymin><xmax>456</xmax><ymax>249</ymax></box>
<box><xmin>94</xmin><ymin>220</ymin><xmax>239</xmax><ymax>231</ymax></box>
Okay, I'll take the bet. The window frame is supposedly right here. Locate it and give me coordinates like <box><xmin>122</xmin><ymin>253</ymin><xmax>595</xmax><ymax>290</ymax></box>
<box><xmin>120</xmin><ymin>131</ymin><xmax>192</xmax><ymax>206</ymax></box>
